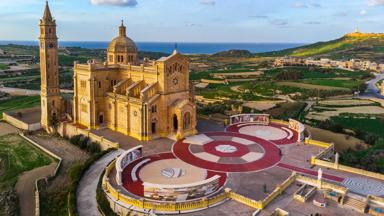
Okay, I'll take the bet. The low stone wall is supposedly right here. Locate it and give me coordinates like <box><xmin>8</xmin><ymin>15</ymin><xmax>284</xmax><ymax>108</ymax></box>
<box><xmin>305</xmin><ymin>138</ymin><xmax>384</xmax><ymax>181</ymax></box>
<box><xmin>3</xmin><ymin>112</ymin><xmax>41</xmax><ymax>131</ymax></box>
<box><xmin>58</xmin><ymin>122</ymin><xmax>119</xmax><ymax>151</ymax></box>
<box><xmin>19</xmin><ymin>133</ymin><xmax>62</xmax><ymax>216</ymax></box>
<box><xmin>260</xmin><ymin>172</ymin><xmax>297</xmax><ymax>208</ymax></box>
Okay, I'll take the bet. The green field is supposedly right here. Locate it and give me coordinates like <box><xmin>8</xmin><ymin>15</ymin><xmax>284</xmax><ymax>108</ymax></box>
<box><xmin>301</xmin><ymin>79</ymin><xmax>364</xmax><ymax>90</ymax></box>
<box><xmin>0</xmin><ymin>134</ymin><xmax>52</xmax><ymax>191</ymax></box>
<box><xmin>0</xmin><ymin>96</ymin><xmax>40</xmax><ymax>118</ymax></box>
<box><xmin>330</xmin><ymin>115</ymin><xmax>384</xmax><ymax>173</ymax></box>
<box><xmin>0</xmin><ymin>64</ymin><xmax>9</xmax><ymax>70</ymax></box>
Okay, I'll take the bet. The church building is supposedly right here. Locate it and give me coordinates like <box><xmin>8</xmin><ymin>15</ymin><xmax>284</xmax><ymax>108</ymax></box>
<box><xmin>39</xmin><ymin>2</ymin><xmax>197</xmax><ymax>141</ymax></box>
<box><xmin>72</xmin><ymin>23</ymin><xmax>197</xmax><ymax>141</ymax></box>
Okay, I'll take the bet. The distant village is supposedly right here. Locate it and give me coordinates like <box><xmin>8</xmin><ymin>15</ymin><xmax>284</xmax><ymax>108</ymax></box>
<box><xmin>274</xmin><ymin>56</ymin><xmax>384</xmax><ymax>73</ymax></box>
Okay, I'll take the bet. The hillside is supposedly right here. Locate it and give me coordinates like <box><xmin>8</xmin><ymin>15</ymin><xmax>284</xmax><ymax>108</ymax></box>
<box><xmin>258</xmin><ymin>32</ymin><xmax>384</xmax><ymax>61</ymax></box>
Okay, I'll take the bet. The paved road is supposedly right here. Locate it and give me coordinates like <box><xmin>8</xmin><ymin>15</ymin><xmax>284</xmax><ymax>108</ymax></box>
<box><xmin>359</xmin><ymin>73</ymin><xmax>384</xmax><ymax>99</ymax></box>
<box><xmin>77</xmin><ymin>149</ymin><xmax>124</xmax><ymax>216</ymax></box>
<box><xmin>0</xmin><ymin>87</ymin><xmax>73</xmax><ymax>96</ymax></box>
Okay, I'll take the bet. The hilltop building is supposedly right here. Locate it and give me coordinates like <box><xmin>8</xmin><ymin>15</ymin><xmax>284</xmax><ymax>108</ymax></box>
<box><xmin>39</xmin><ymin>2</ymin><xmax>197</xmax><ymax>140</ymax></box>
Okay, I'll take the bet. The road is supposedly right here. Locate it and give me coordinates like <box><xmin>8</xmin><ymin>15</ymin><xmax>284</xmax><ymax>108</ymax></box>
<box><xmin>0</xmin><ymin>87</ymin><xmax>73</xmax><ymax>96</ymax></box>
<box><xmin>359</xmin><ymin>73</ymin><xmax>384</xmax><ymax>99</ymax></box>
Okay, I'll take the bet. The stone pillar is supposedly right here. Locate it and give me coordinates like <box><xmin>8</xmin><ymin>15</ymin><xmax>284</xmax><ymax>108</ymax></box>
<box><xmin>317</xmin><ymin>168</ymin><xmax>323</xmax><ymax>189</ymax></box>
<box><xmin>334</xmin><ymin>152</ymin><xmax>340</xmax><ymax>169</ymax></box>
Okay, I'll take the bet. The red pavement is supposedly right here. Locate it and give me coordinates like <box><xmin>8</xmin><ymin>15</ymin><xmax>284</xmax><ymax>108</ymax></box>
<box><xmin>226</xmin><ymin>123</ymin><xmax>298</xmax><ymax>145</ymax></box>
<box><xmin>172</xmin><ymin>131</ymin><xmax>281</xmax><ymax>173</ymax></box>
<box><xmin>277</xmin><ymin>163</ymin><xmax>345</xmax><ymax>182</ymax></box>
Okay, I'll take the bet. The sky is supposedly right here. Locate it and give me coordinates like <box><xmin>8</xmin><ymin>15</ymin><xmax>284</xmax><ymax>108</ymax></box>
<box><xmin>0</xmin><ymin>0</ymin><xmax>383</xmax><ymax>43</ymax></box>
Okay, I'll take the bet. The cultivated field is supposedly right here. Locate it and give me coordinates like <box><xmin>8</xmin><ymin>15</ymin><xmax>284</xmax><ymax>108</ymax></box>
<box><xmin>306</xmin><ymin>106</ymin><xmax>384</xmax><ymax>121</ymax></box>
<box><xmin>318</xmin><ymin>99</ymin><xmax>377</xmax><ymax>106</ymax></box>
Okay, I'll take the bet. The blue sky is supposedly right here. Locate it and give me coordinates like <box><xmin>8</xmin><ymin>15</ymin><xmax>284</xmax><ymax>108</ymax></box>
<box><xmin>0</xmin><ymin>0</ymin><xmax>383</xmax><ymax>43</ymax></box>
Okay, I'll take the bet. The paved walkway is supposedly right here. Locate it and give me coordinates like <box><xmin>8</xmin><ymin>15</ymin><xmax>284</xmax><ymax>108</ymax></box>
<box><xmin>77</xmin><ymin>149</ymin><xmax>124</xmax><ymax>216</ymax></box>
<box><xmin>16</xmin><ymin>163</ymin><xmax>57</xmax><ymax>216</ymax></box>
<box><xmin>277</xmin><ymin>163</ymin><xmax>345</xmax><ymax>182</ymax></box>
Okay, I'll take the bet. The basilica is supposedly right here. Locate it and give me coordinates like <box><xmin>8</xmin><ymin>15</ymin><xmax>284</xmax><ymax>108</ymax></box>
<box><xmin>39</xmin><ymin>2</ymin><xmax>197</xmax><ymax>141</ymax></box>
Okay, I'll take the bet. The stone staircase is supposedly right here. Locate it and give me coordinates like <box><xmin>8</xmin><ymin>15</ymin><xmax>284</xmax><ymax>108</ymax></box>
<box><xmin>343</xmin><ymin>196</ymin><xmax>366</xmax><ymax>213</ymax></box>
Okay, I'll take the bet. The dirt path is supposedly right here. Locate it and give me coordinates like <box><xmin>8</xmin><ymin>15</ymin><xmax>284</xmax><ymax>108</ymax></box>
<box><xmin>15</xmin><ymin>163</ymin><xmax>57</xmax><ymax>216</ymax></box>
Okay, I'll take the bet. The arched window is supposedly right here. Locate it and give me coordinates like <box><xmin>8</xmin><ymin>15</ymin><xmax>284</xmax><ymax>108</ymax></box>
<box><xmin>183</xmin><ymin>112</ymin><xmax>191</xmax><ymax>130</ymax></box>
<box><xmin>121</xmin><ymin>55</ymin><xmax>124</xmax><ymax>62</ymax></box>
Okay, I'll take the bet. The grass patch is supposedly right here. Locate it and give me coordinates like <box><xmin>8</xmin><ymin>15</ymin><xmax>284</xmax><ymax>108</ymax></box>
<box><xmin>0</xmin><ymin>63</ymin><xmax>9</xmax><ymax>70</ymax></box>
<box><xmin>0</xmin><ymin>133</ymin><xmax>52</xmax><ymax>190</ymax></box>
<box><xmin>301</xmin><ymin>79</ymin><xmax>364</xmax><ymax>90</ymax></box>
<box><xmin>0</xmin><ymin>96</ymin><xmax>40</xmax><ymax>119</ymax></box>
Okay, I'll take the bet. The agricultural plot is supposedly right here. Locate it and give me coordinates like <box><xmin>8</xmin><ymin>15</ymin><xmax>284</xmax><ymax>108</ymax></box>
<box><xmin>0</xmin><ymin>96</ymin><xmax>40</xmax><ymax>119</ymax></box>
<box><xmin>318</xmin><ymin>99</ymin><xmax>378</xmax><ymax>107</ymax></box>
<box><xmin>306</xmin><ymin>106</ymin><xmax>384</xmax><ymax>121</ymax></box>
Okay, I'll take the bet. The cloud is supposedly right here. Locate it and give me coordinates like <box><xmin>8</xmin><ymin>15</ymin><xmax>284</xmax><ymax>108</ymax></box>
<box><xmin>270</xmin><ymin>19</ymin><xmax>288</xmax><ymax>26</ymax></box>
<box><xmin>310</xmin><ymin>3</ymin><xmax>321</xmax><ymax>8</ymax></box>
<box><xmin>368</xmin><ymin>0</ymin><xmax>384</xmax><ymax>6</ymax></box>
<box><xmin>90</xmin><ymin>0</ymin><xmax>138</xmax><ymax>7</ymax></box>
<box><xmin>333</xmin><ymin>11</ymin><xmax>348</xmax><ymax>17</ymax></box>
<box><xmin>249</xmin><ymin>15</ymin><xmax>269</xmax><ymax>19</ymax></box>
<box><xmin>200</xmin><ymin>0</ymin><xmax>216</xmax><ymax>6</ymax></box>
<box><xmin>291</xmin><ymin>2</ymin><xmax>321</xmax><ymax>9</ymax></box>
<box><xmin>304</xmin><ymin>21</ymin><xmax>321</xmax><ymax>25</ymax></box>
<box><xmin>360</xmin><ymin>9</ymin><xmax>367</xmax><ymax>15</ymax></box>
<box><xmin>291</xmin><ymin>2</ymin><xmax>308</xmax><ymax>8</ymax></box>
<box><xmin>184</xmin><ymin>22</ymin><xmax>202</xmax><ymax>27</ymax></box>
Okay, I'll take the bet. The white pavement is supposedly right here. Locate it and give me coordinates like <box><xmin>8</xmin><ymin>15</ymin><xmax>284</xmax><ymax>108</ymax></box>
<box><xmin>77</xmin><ymin>149</ymin><xmax>124</xmax><ymax>216</ymax></box>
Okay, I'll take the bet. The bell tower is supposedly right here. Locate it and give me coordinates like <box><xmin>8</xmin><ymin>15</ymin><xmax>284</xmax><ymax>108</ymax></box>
<box><xmin>39</xmin><ymin>1</ymin><xmax>61</xmax><ymax>131</ymax></box>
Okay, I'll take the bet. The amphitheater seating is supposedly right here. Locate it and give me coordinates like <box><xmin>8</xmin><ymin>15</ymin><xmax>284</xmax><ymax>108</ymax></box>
<box><xmin>282</xmin><ymin>127</ymin><xmax>293</xmax><ymax>140</ymax></box>
<box><xmin>131</xmin><ymin>159</ymin><xmax>151</xmax><ymax>182</ymax></box>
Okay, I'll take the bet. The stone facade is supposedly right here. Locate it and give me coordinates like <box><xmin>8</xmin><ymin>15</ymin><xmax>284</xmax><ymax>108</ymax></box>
<box><xmin>72</xmin><ymin>24</ymin><xmax>197</xmax><ymax>141</ymax></box>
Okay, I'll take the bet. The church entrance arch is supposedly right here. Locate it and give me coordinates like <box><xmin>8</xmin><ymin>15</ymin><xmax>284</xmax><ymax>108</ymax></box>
<box><xmin>173</xmin><ymin>114</ymin><xmax>178</xmax><ymax>132</ymax></box>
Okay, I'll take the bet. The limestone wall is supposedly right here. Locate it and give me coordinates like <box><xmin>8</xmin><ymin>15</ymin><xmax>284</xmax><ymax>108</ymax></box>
<box><xmin>3</xmin><ymin>112</ymin><xmax>41</xmax><ymax>131</ymax></box>
<box><xmin>58</xmin><ymin>122</ymin><xmax>119</xmax><ymax>150</ymax></box>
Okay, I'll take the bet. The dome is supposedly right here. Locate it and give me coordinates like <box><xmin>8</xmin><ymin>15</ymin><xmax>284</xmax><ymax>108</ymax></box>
<box><xmin>108</xmin><ymin>36</ymin><xmax>137</xmax><ymax>53</ymax></box>
<box><xmin>107</xmin><ymin>21</ymin><xmax>137</xmax><ymax>53</ymax></box>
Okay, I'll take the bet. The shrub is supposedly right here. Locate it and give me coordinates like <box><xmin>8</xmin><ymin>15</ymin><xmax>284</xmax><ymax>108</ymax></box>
<box><xmin>67</xmin><ymin>149</ymin><xmax>115</xmax><ymax>216</ymax></box>
<box><xmin>96</xmin><ymin>170</ymin><xmax>118</xmax><ymax>216</ymax></box>
<box><xmin>69</xmin><ymin>135</ymin><xmax>82</xmax><ymax>146</ymax></box>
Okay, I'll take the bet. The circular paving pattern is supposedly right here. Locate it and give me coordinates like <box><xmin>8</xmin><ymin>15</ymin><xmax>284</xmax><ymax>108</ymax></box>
<box><xmin>172</xmin><ymin>132</ymin><xmax>281</xmax><ymax>172</ymax></box>
<box><xmin>226</xmin><ymin>123</ymin><xmax>298</xmax><ymax>145</ymax></box>
<box><xmin>121</xmin><ymin>152</ymin><xmax>227</xmax><ymax>197</ymax></box>
<box><xmin>215</xmin><ymin>144</ymin><xmax>237</xmax><ymax>153</ymax></box>
<box><xmin>342</xmin><ymin>177</ymin><xmax>384</xmax><ymax>196</ymax></box>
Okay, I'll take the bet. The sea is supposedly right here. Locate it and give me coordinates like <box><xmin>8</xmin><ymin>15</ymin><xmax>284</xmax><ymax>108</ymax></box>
<box><xmin>0</xmin><ymin>41</ymin><xmax>304</xmax><ymax>55</ymax></box>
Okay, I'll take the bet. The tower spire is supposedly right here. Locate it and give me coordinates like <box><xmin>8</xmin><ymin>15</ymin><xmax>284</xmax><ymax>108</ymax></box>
<box><xmin>119</xmin><ymin>20</ymin><xmax>126</xmax><ymax>37</ymax></box>
<box><xmin>43</xmin><ymin>1</ymin><xmax>53</xmax><ymax>22</ymax></box>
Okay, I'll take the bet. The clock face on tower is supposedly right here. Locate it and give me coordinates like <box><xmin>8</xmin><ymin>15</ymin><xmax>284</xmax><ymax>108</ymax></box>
<box><xmin>48</xmin><ymin>43</ymin><xmax>54</xmax><ymax>49</ymax></box>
